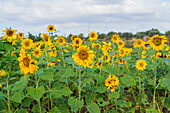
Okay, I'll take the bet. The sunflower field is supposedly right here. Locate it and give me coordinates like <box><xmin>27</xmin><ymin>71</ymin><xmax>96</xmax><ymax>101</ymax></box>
<box><xmin>0</xmin><ymin>25</ymin><xmax>169</xmax><ymax>113</ymax></box>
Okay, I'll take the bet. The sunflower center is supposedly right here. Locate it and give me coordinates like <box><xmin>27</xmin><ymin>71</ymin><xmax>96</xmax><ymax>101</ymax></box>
<box><xmin>145</xmin><ymin>43</ymin><xmax>149</xmax><ymax>47</ymax></box>
<box><xmin>120</xmin><ymin>50</ymin><xmax>124</xmax><ymax>54</ymax></box>
<box><xmin>113</xmin><ymin>37</ymin><xmax>117</xmax><ymax>40</ymax></box>
<box><xmin>23</xmin><ymin>57</ymin><xmax>30</xmax><ymax>67</ymax></box>
<box><xmin>76</xmin><ymin>40</ymin><xmax>79</xmax><ymax>44</ymax></box>
<box><xmin>49</xmin><ymin>27</ymin><xmax>53</xmax><ymax>30</ymax></box>
<box><xmin>45</xmin><ymin>36</ymin><xmax>49</xmax><ymax>42</ymax></box>
<box><xmin>119</xmin><ymin>42</ymin><xmax>122</xmax><ymax>45</ymax></box>
<box><xmin>35</xmin><ymin>51</ymin><xmax>39</xmax><ymax>55</ymax></box>
<box><xmin>59</xmin><ymin>39</ymin><xmax>63</xmax><ymax>43</ymax></box>
<box><xmin>153</xmin><ymin>38</ymin><xmax>161</xmax><ymax>46</ymax></box>
<box><xmin>7</xmin><ymin>30</ymin><xmax>14</xmax><ymax>37</ymax></box>
<box><xmin>24</xmin><ymin>41</ymin><xmax>30</xmax><ymax>47</ymax></box>
<box><xmin>105</xmin><ymin>55</ymin><xmax>108</xmax><ymax>60</ymax></box>
<box><xmin>91</xmin><ymin>33</ymin><xmax>95</xmax><ymax>38</ymax></box>
<box><xmin>98</xmin><ymin>62</ymin><xmax>102</xmax><ymax>66</ymax></box>
<box><xmin>139</xmin><ymin>62</ymin><xmax>144</xmax><ymax>67</ymax></box>
<box><xmin>108</xmin><ymin>81</ymin><xmax>111</xmax><ymax>84</ymax></box>
<box><xmin>19</xmin><ymin>33</ymin><xmax>23</xmax><ymax>37</ymax></box>
<box><xmin>78</xmin><ymin>50</ymin><xmax>88</xmax><ymax>60</ymax></box>
<box><xmin>137</xmin><ymin>41</ymin><xmax>141</xmax><ymax>45</ymax></box>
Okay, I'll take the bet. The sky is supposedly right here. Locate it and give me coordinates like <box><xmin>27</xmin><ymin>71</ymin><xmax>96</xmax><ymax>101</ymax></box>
<box><xmin>0</xmin><ymin>0</ymin><xmax>170</xmax><ymax>37</ymax></box>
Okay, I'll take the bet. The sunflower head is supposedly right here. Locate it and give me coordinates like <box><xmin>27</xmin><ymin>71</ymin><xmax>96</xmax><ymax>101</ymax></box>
<box><xmin>102</xmin><ymin>42</ymin><xmax>112</xmax><ymax>54</ymax></box>
<box><xmin>71</xmin><ymin>35</ymin><xmax>78</xmax><ymax>41</ymax></box>
<box><xmin>92</xmin><ymin>43</ymin><xmax>101</xmax><ymax>49</ymax></box>
<box><xmin>105</xmin><ymin>74</ymin><xmax>119</xmax><ymax>92</ymax></box>
<box><xmin>73</xmin><ymin>37</ymin><xmax>83</xmax><ymax>47</ymax></box>
<box><xmin>2</xmin><ymin>28</ymin><xmax>17</xmax><ymax>39</ymax></box>
<box><xmin>142</xmin><ymin>42</ymin><xmax>150</xmax><ymax>50</ymax></box>
<box><xmin>135</xmin><ymin>59</ymin><xmax>147</xmax><ymax>71</ymax></box>
<box><xmin>149</xmin><ymin>35</ymin><xmax>167</xmax><ymax>51</ymax></box>
<box><xmin>42</xmin><ymin>33</ymin><xmax>51</xmax><ymax>45</ymax></box>
<box><xmin>0</xmin><ymin>69</ymin><xmax>6</xmax><ymax>77</ymax></box>
<box><xmin>116</xmin><ymin>40</ymin><xmax>125</xmax><ymax>48</ymax></box>
<box><xmin>72</xmin><ymin>46</ymin><xmax>95</xmax><ymax>68</ymax></box>
<box><xmin>111</xmin><ymin>34</ymin><xmax>120</xmax><ymax>42</ymax></box>
<box><xmin>47</xmin><ymin>24</ymin><xmax>55</xmax><ymax>32</ymax></box>
<box><xmin>32</xmin><ymin>48</ymin><xmax>43</xmax><ymax>58</ymax></box>
<box><xmin>133</xmin><ymin>39</ymin><xmax>144</xmax><ymax>48</ymax></box>
<box><xmin>17</xmin><ymin>32</ymin><xmax>24</xmax><ymax>40</ymax></box>
<box><xmin>89</xmin><ymin>31</ymin><xmax>98</xmax><ymax>41</ymax></box>
<box><xmin>21</xmin><ymin>38</ymin><xmax>33</xmax><ymax>50</ymax></box>
<box><xmin>56</xmin><ymin>36</ymin><xmax>66</xmax><ymax>46</ymax></box>
<box><xmin>118</xmin><ymin>48</ymin><xmax>126</xmax><ymax>57</ymax></box>
<box><xmin>104</xmin><ymin>53</ymin><xmax>111</xmax><ymax>63</ymax></box>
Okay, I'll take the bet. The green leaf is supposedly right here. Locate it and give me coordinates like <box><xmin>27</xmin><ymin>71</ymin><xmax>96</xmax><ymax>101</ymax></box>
<box><xmin>120</xmin><ymin>76</ymin><xmax>136</xmax><ymax>86</ymax></box>
<box><xmin>68</xmin><ymin>97</ymin><xmax>84</xmax><ymax>112</ymax></box>
<box><xmin>94</xmin><ymin>76</ymin><xmax>104</xmax><ymax>84</ymax></box>
<box><xmin>10</xmin><ymin>92</ymin><xmax>22</xmax><ymax>103</ymax></box>
<box><xmin>39</xmin><ymin>71</ymin><xmax>54</xmax><ymax>81</ymax></box>
<box><xmin>164</xmin><ymin>58</ymin><xmax>170</xmax><ymax>65</ymax></box>
<box><xmin>27</xmin><ymin>86</ymin><xmax>45</xmax><ymax>101</ymax></box>
<box><xmin>86</xmin><ymin>102</ymin><xmax>100</xmax><ymax>113</ymax></box>
<box><xmin>51</xmin><ymin>84</ymin><xmax>72</xmax><ymax>98</ymax></box>
<box><xmin>159</xmin><ymin>78</ymin><xmax>170</xmax><ymax>91</ymax></box>
<box><xmin>3</xmin><ymin>42</ymin><xmax>13</xmax><ymax>51</ymax></box>
<box><xmin>49</xmin><ymin>107</ymin><xmax>61</xmax><ymax>113</ymax></box>
<box><xmin>97</xmin><ymin>98</ymin><xmax>107</xmax><ymax>106</ymax></box>
<box><xmin>22</xmin><ymin>98</ymin><xmax>33</xmax><ymax>107</ymax></box>
<box><xmin>85</xmin><ymin>94</ymin><xmax>95</xmax><ymax>105</ymax></box>
<box><xmin>109</xmin><ymin>92</ymin><xmax>120</xmax><ymax>99</ymax></box>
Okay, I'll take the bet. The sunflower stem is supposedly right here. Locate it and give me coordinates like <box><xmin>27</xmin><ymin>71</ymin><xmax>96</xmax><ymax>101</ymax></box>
<box><xmin>7</xmin><ymin>74</ymin><xmax>10</xmax><ymax>112</ymax></box>
<box><xmin>78</xmin><ymin>66</ymin><xmax>82</xmax><ymax>113</ymax></box>
<box><xmin>60</xmin><ymin>47</ymin><xmax>66</xmax><ymax>68</ymax></box>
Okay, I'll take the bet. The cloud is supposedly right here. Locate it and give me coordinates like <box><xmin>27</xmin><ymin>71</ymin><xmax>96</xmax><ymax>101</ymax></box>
<box><xmin>0</xmin><ymin>0</ymin><xmax>170</xmax><ymax>36</ymax></box>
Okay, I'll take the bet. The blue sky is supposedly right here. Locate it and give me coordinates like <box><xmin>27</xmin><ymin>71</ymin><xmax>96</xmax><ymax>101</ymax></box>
<box><xmin>0</xmin><ymin>0</ymin><xmax>170</xmax><ymax>37</ymax></box>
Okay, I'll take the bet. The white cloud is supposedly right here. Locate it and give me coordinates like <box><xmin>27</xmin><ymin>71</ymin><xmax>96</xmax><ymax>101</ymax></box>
<box><xmin>0</xmin><ymin>0</ymin><xmax>170</xmax><ymax>37</ymax></box>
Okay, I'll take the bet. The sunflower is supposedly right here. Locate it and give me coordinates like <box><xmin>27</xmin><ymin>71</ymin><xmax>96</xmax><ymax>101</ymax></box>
<box><xmin>18</xmin><ymin>53</ymin><xmax>38</xmax><ymax>75</ymax></box>
<box><xmin>141</xmin><ymin>50</ymin><xmax>147</xmax><ymax>59</ymax></box>
<box><xmin>117</xmin><ymin>58</ymin><xmax>124</xmax><ymax>64</ymax></box>
<box><xmin>73</xmin><ymin>37</ymin><xmax>82</xmax><ymax>47</ymax></box>
<box><xmin>71</xmin><ymin>35</ymin><xmax>78</xmax><ymax>41</ymax></box>
<box><xmin>49</xmin><ymin>48</ymin><xmax>58</xmax><ymax>58</ymax></box>
<box><xmin>133</xmin><ymin>39</ymin><xmax>144</xmax><ymax>48</ymax></box>
<box><xmin>17</xmin><ymin>32</ymin><xmax>24</xmax><ymax>40</ymax></box>
<box><xmin>32</xmin><ymin>48</ymin><xmax>43</xmax><ymax>58</ymax></box>
<box><xmin>105</xmin><ymin>74</ymin><xmax>119</xmax><ymax>92</ymax></box>
<box><xmin>64</xmin><ymin>43</ymin><xmax>71</xmax><ymax>52</ymax></box>
<box><xmin>47</xmin><ymin>24</ymin><xmax>55</xmax><ymax>32</ymax></box>
<box><xmin>113</xmin><ymin>53</ymin><xmax>118</xmax><ymax>58</ymax></box>
<box><xmin>32</xmin><ymin>41</ymin><xmax>43</xmax><ymax>49</ymax></box>
<box><xmin>125</xmin><ymin>48</ymin><xmax>133</xmax><ymax>56</ymax></box>
<box><xmin>42</xmin><ymin>33</ymin><xmax>51</xmax><ymax>45</ymax></box>
<box><xmin>102</xmin><ymin>42</ymin><xmax>112</xmax><ymax>54</ymax></box>
<box><xmin>56</xmin><ymin>36</ymin><xmax>66</xmax><ymax>46</ymax></box>
<box><xmin>142</xmin><ymin>42</ymin><xmax>150</xmax><ymax>50</ymax></box>
<box><xmin>156</xmin><ymin>52</ymin><xmax>166</xmax><ymax>58</ymax></box>
<box><xmin>92</xmin><ymin>43</ymin><xmax>101</xmax><ymax>49</ymax></box>
<box><xmin>96</xmin><ymin>57</ymin><xmax>103</xmax><ymax>69</ymax></box>
<box><xmin>72</xmin><ymin>46</ymin><xmax>95</xmax><ymax>68</ymax></box>
<box><xmin>135</xmin><ymin>59</ymin><xmax>147</xmax><ymax>71</ymax></box>
<box><xmin>48</xmin><ymin>61</ymin><xmax>56</xmax><ymax>68</ymax></box>
<box><xmin>148</xmin><ymin>35</ymin><xmax>167</xmax><ymax>51</ymax></box>
<box><xmin>104</xmin><ymin>53</ymin><xmax>111</xmax><ymax>63</ymax></box>
<box><xmin>21</xmin><ymin>38</ymin><xmax>33</xmax><ymax>50</ymax></box>
<box><xmin>89</xmin><ymin>31</ymin><xmax>98</xmax><ymax>41</ymax></box>
<box><xmin>111</xmin><ymin>34</ymin><xmax>120</xmax><ymax>42</ymax></box>
<box><xmin>0</xmin><ymin>69</ymin><xmax>6</xmax><ymax>77</ymax></box>
<box><xmin>118</xmin><ymin>48</ymin><xmax>126</xmax><ymax>57</ymax></box>
<box><xmin>116</xmin><ymin>40</ymin><xmax>125</xmax><ymax>48</ymax></box>
<box><xmin>2</xmin><ymin>28</ymin><xmax>17</xmax><ymax>41</ymax></box>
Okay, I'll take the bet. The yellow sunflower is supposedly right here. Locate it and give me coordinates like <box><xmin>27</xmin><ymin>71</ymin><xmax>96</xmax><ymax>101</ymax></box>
<box><xmin>89</xmin><ymin>31</ymin><xmax>98</xmax><ymax>41</ymax></box>
<box><xmin>21</xmin><ymin>38</ymin><xmax>33</xmax><ymax>50</ymax></box>
<box><xmin>104</xmin><ymin>53</ymin><xmax>111</xmax><ymax>63</ymax></box>
<box><xmin>116</xmin><ymin>40</ymin><xmax>125</xmax><ymax>48</ymax></box>
<box><xmin>47</xmin><ymin>24</ymin><xmax>55</xmax><ymax>32</ymax></box>
<box><xmin>2</xmin><ymin>28</ymin><xmax>17</xmax><ymax>41</ymax></box>
<box><xmin>148</xmin><ymin>35</ymin><xmax>167</xmax><ymax>51</ymax></box>
<box><xmin>32</xmin><ymin>48</ymin><xmax>43</xmax><ymax>58</ymax></box>
<box><xmin>42</xmin><ymin>33</ymin><xmax>51</xmax><ymax>45</ymax></box>
<box><xmin>141</xmin><ymin>50</ymin><xmax>147</xmax><ymax>59</ymax></box>
<box><xmin>105</xmin><ymin>77</ymin><xmax>113</xmax><ymax>87</ymax></box>
<box><xmin>48</xmin><ymin>61</ymin><xmax>56</xmax><ymax>68</ymax></box>
<box><xmin>117</xmin><ymin>58</ymin><xmax>125</xmax><ymax>64</ymax></box>
<box><xmin>111</xmin><ymin>34</ymin><xmax>120</xmax><ymax>42</ymax></box>
<box><xmin>96</xmin><ymin>57</ymin><xmax>103</xmax><ymax>69</ymax></box>
<box><xmin>73</xmin><ymin>37</ymin><xmax>83</xmax><ymax>47</ymax></box>
<box><xmin>102</xmin><ymin>42</ymin><xmax>112</xmax><ymax>54</ymax></box>
<box><xmin>125</xmin><ymin>48</ymin><xmax>133</xmax><ymax>56</ymax></box>
<box><xmin>133</xmin><ymin>39</ymin><xmax>144</xmax><ymax>48</ymax></box>
<box><xmin>92</xmin><ymin>43</ymin><xmax>101</xmax><ymax>49</ymax></box>
<box><xmin>105</xmin><ymin>74</ymin><xmax>119</xmax><ymax>92</ymax></box>
<box><xmin>142</xmin><ymin>42</ymin><xmax>150</xmax><ymax>50</ymax></box>
<box><xmin>113</xmin><ymin>53</ymin><xmax>118</xmax><ymax>58</ymax></box>
<box><xmin>17</xmin><ymin>32</ymin><xmax>24</xmax><ymax>40</ymax></box>
<box><xmin>49</xmin><ymin>48</ymin><xmax>58</xmax><ymax>58</ymax></box>
<box><xmin>135</xmin><ymin>59</ymin><xmax>147</xmax><ymax>71</ymax></box>
<box><xmin>18</xmin><ymin>53</ymin><xmax>38</xmax><ymax>75</ymax></box>
<box><xmin>64</xmin><ymin>43</ymin><xmax>71</xmax><ymax>52</ymax></box>
<box><xmin>72</xmin><ymin>46</ymin><xmax>95</xmax><ymax>68</ymax></box>
<box><xmin>71</xmin><ymin>35</ymin><xmax>78</xmax><ymax>41</ymax></box>
<box><xmin>0</xmin><ymin>69</ymin><xmax>6</xmax><ymax>77</ymax></box>
<box><xmin>118</xmin><ymin>48</ymin><xmax>126</xmax><ymax>57</ymax></box>
<box><xmin>56</xmin><ymin>36</ymin><xmax>66</xmax><ymax>46</ymax></box>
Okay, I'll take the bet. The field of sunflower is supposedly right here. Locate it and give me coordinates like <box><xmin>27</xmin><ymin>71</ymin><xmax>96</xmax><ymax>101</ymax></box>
<box><xmin>0</xmin><ymin>25</ymin><xmax>169</xmax><ymax>113</ymax></box>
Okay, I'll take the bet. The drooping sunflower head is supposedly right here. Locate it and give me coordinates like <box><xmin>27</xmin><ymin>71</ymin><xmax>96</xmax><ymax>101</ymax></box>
<box><xmin>21</xmin><ymin>38</ymin><xmax>33</xmax><ymax>50</ymax></box>
<box><xmin>148</xmin><ymin>35</ymin><xmax>167</xmax><ymax>51</ymax></box>
<box><xmin>47</xmin><ymin>24</ymin><xmax>55</xmax><ymax>32</ymax></box>
<box><xmin>2</xmin><ymin>28</ymin><xmax>17</xmax><ymax>39</ymax></box>
<box><xmin>17</xmin><ymin>32</ymin><xmax>24</xmax><ymax>40</ymax></box>
<box><xmin>116</xmin><ymin>40</ymin><xmax>125</xmax><ymax>48</ymax></box>
<box><xmin>42</xmin><ymin>33</ymin><xmax>51</xmax><ymax>45</ymax></box>
<box><xmin>111</xmin><ymin>34</ymin><xmax>120</xmax><ymax>42</ymax></box>
<box><xmin>71</xmin><ymin>35</ymin><xmax>78</xmax><ymax>41</ymax></box>
<box><xmin>89</xmin><ymin>31</ymin><xmax>98</xmax><ymax>41</ymax></box>
<box><xmin>135</xmin><ymin>59</ymin><xmax>147</xmax><ymax>71</ymax></box>
<box><xmin>72</xmin><ymin>46</ymin><xmax>95</xmax><ymax>68</ymax></box>
<box><xmin>73</xmin><ymin>37</ymin><xmax>83</xmax><ymax>47</ymax></box>
<box><xmin>92</xmin><ymin>43</ymin><xmax>101</xmax><ymax>50</ymax></box>
<box><xmin>56</xmin><ymin>36</ymin><xmax>66</xmax><ymax>46</ymax></box>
